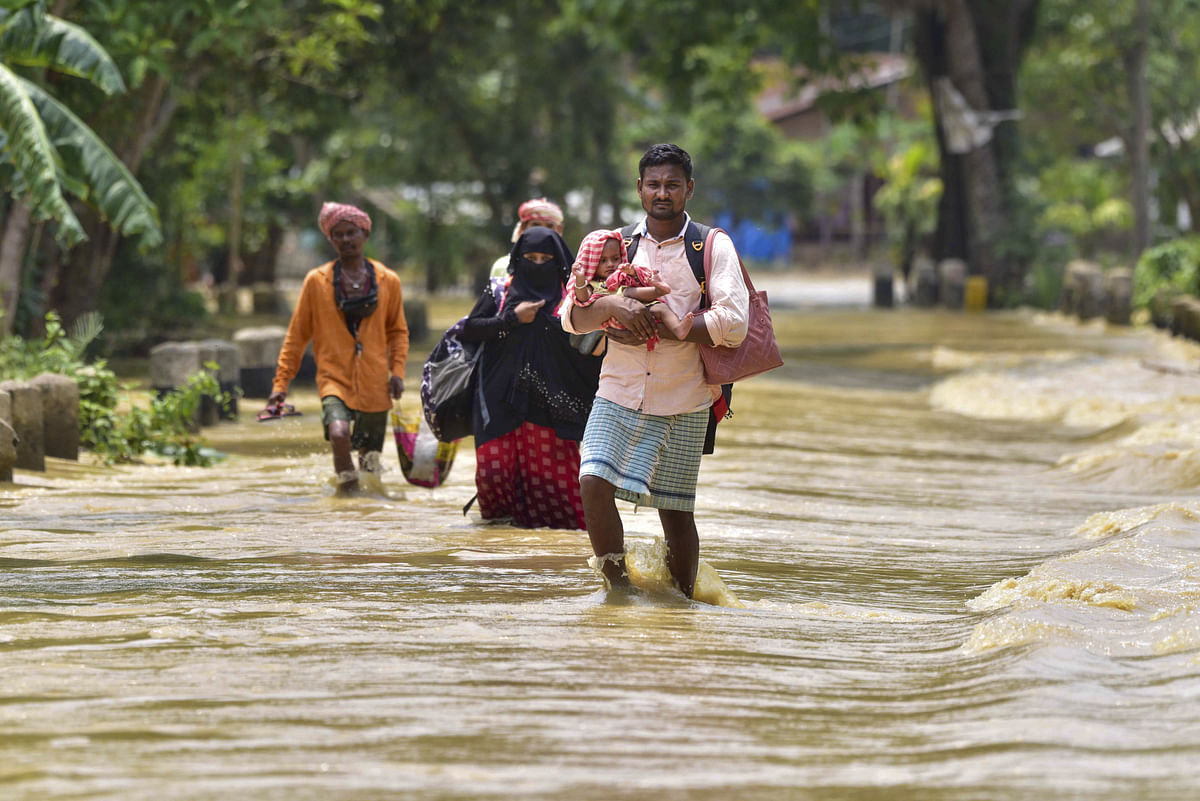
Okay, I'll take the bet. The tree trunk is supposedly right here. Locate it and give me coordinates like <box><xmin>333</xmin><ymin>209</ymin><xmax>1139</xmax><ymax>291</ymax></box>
<box><xmin>945</xmin><ymin>0</ymin><xmax>1005</xmax><ymax>289</ymax></box>
<box><xmin>228</xmin><ymin>128</ymin><xmax>246</xmax><ymax>287</ymax></box>
<box><xmin>0</xmin><ymin>202</ymin><xmax>32</xmax><ymax>334</ymax></box>
<box><xmin>1127</xmin><ymin>0</ymin><xmax>1151</xmax><ymax>259</ymax></box>
<box><xmin>913</xmin><ymin>0</ymin><xmax>1039</xmax><ymax>304</ymax></box>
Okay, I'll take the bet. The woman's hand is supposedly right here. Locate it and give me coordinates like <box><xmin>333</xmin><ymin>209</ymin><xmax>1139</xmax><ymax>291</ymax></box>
<box><xmin>514</xmin><ymin>299</ymin><xmax>546</xmax><ymax>323</ymax></box>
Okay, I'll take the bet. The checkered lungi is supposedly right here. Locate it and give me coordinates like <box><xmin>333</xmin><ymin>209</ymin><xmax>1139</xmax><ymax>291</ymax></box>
<box><xmin>579</xmin><ymin>397</ymin><xmax>708</xmax><ymax>511</ymax></box>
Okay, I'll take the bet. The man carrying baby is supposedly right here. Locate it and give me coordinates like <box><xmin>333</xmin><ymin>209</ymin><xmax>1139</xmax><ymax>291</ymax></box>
<box><xmin>559</xmin><ymin>143</ymin><xmax>749</xmax><ymax>599</ymax></box>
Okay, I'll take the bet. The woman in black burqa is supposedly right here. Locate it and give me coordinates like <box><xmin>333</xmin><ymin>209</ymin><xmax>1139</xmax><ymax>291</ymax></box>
<box><xmin>457</xmin><ymin>226</ymin><xmax>602</xmax><ymax>528</ymax></box>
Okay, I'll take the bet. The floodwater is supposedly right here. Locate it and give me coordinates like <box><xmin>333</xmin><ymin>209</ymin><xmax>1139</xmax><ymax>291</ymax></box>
<box><xmin>3</xmin><ymin>300</ymin><xmax>1200</xmax><ymax>800</ymax></box>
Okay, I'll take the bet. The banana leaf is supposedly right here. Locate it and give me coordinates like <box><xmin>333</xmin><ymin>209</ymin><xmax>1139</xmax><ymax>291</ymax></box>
<box><xmin>0</xmin><ymin>10</ymin><xmax>125</xmax><ymax>94</ymax></box>
<box><xmin>0</xmin><ymin>62</ymin><xmax>85</xmax><ymax>245</ymax></box>
<box><xmin>21</xmin><ymin>76</ymin><xmax>161</xmax><ymax>247</ymax></box>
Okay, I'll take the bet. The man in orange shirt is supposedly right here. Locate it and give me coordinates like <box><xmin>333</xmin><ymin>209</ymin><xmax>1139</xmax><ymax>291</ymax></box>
<box><xmin>268</xmin><ymin>202</ymin><xmax>409</xmax><ymax>491</ymax></box>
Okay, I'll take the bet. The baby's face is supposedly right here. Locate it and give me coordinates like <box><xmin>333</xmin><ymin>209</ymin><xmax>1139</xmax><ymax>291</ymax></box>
<box><xmin>596</xmin><ymin>239</ymin><xmax>622</xmax><ymax>278</ymax></box>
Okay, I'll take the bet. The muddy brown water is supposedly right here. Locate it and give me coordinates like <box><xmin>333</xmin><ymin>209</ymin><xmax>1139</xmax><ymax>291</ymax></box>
<box><xmin>3</xmin><ymin>305</ymin><xmax>1200</xmax><ymax>800</ymax></box>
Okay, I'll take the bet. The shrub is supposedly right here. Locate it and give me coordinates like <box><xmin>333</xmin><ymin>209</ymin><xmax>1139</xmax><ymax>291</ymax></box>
<box><xmin>0</xmin><ymin>312</ymin><xmax>228</xmax><ymax>466</ymax></box>
<box><xmin>1133</xmin><ymin>237</ymin><xmax>1200</xmax><ymax>308</ymax></box>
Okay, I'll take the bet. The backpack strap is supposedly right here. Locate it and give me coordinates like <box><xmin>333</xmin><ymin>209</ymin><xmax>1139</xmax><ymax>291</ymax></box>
<box><xmin>619</xmin><ymin>222</ymin><xmax>640</xmax><ymax>261</ymax></box>
<box><xmin>621</xmin><ymin>220</ymin><xmax>712</xmax><ymax>307</ymax></box>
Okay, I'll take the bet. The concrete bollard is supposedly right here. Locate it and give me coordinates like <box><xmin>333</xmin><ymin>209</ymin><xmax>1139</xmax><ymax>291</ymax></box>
<box><xmin>252</xmin><ymin>282</ymin><xmax>285</xmax><ymax>315</ymax></box>
<box><xmin>1170</xmin><ymin>296</ymin><xmax>1190</xmax><ymax>337</ymax></box>
<box><xmin>1077</xmin><ymin>264</ymin><xmax>1106</xmax><ymax>320</ymax></box>
<box><xmin>910</xmin><ymin>257</ymin><xmax>937</xmax><ymax>307</ymax></box>
<box><xmin>150</xmin><ymin>341</ymin><xmax>206</xmax><ymax>393</ymax></box>
<box><xmin>1104</xmin><ymin>268</ymin><xmax>1133</xmax><ymax>325</ymax></box>
<box><xmin>199</xmin><ymin>338</ymin><xmax>240</xmax><ymax>420</ymax></box>
<box><xmin>150</xmin><ymin>339</ymin><xmax>238</xmax><ymax>427</ymax></box>
<box><xmin>0</xmin><ymin>380</ymin><xmax>45</xmax><ymax>472</ymax></box>
<box><xmin>234</xmin><ymin>325</ymin><xmax>287</xmax><ymax>399</ymax></box>
<box><xmin>1061</xmin><ymin>261</ymin><xmax>1086</xmax><ymax>316</ymax></box>
<box><xmin>1175</xmin><ymin>296</ymin><xmax>1200</xmax><ymax>342</ymax></box>
<box><xmin>871</xmin><ymin>263</ymin><xmax>894</xmax><ymax>308</ymax></box>
<box><xmin>404</xmin><ymin>297</ymin><xmax>430</xmax><ymax>342</ymax></box>
<box><xmin>938</xmin><ymin>259</ymin><xmax>966</xmax><ymax>309</ymax></box>
<box><xmin>216</xmin><ymin>285</ymin><xmax>239</xmax><ymax>315</ymax></box>
<box><xmin>964</xmin><ymin>276</ymin><xmax>988</xmax><ymax>311</ymax></box>
<box><xmin>1150</xmin><ymin>287</ymin><xmax>1177</xmax><ymax>330</ymax></box>
<box><xmin>0</xmin><ymin>390</ymin><xmax>15</xmax><ymax>482</ymax></box>
<box><xmin>31</xmin><ymin>373</ymin><xmax>79</xmax><ymax>460</ymax></box>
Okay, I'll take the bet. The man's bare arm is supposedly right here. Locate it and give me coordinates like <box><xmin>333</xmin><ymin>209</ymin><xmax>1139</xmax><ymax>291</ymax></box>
<box><xmin>569</xmin><ymin>293</ymin><xmax>657</xmax><ymax>340</ymax></box>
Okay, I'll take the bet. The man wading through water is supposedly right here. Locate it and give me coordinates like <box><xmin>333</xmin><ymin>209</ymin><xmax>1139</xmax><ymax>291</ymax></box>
<box><xmin>559</xmin><ymin>144</ymin><xmax>749</xmax><ymax>598</ymax></box>
<box><xmin>269</xmin><ymin>202</ymin><xmax>409</xmax><ymax>492</ymax></box>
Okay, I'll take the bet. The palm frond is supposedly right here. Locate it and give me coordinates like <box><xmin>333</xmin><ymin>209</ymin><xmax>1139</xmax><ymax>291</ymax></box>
<box><xmin>0</xmin><ymin>62</ymin><xmax>86</xmax><ymax>245</ymax></box>
<box><xmin>69</xmin><ymin>309</ymin><xmax>103</xmax><ymax>355</ymax></box>
<box><xmin>0</xmin><ymin>11</ymin><xmax>125</xmax><ymax>95</ymax></box>
<box><xmin>0</xmin><ymin>3</ymin><xmax>42</xmax><ymax>16</ymax></box>
<box><xmin>20</xmin><ymin>76</ymin><xmax>161</xmax><ymax>247</ymax></box>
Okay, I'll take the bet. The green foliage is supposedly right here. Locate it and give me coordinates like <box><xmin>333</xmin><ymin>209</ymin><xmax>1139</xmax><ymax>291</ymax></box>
<box><xmin>22</xmin><ymin>78</ymin><xmax>161</xmax><ymax>246</ymax></box>
<box><xmin>1023</xmin><ymin>0</ymin><xmax>1200</xmax><ymax>243</ymax></box>
<box><xmin>1133</xmin><ymin>237</ymin><xmax>1200</xmax><ymax>308</ymax></box>
<box><xmin>1015</xmin><ymin>158</ymin><xmax>1134</xmax><ymax>275</ymax></box>
<box><xmin>82</xmin><ymin>365</ymin><xmax>228</xmax><ymax>467</ymax></box>
<box><xmin>0</xmin><ymin>8</ymin><xmax>125</xmax><ymax>92</ymax></box>
<box><xmin>25</xmin><ymin>0</ymin><xmax>863</xmax><ymax>333</ymax></box>
<box><xmin>872</xmin><ymin>134</ymin><xmax>942</xmax><ymax>265</ymax></box>
<box><xmin>0</xmin><ymin>1</ymin><xmax>159</xmax><ymax>247</ymax></box>
<box><xmin>679</xmin><ymin>96</ymin><xmax>813</xmax><ymax>225</ymax></box>
<box><xmin>0</xmin><ymin>311</ymin><xmax>226</xmax><ymax>465</ymax></box>
<box><xmin>98</xmin><ymin>250</ymin><xmax>209</xmax><ymax>355</ymax></box>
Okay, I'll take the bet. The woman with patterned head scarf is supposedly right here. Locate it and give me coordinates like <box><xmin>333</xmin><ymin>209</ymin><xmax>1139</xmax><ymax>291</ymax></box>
<box><xmin>488</xmin><ymin>197</ymin><xmax>565</xmax><ymax>279</ymax></box>
<box><xmin>268</xmin><ymin>202</ymin><xmax>410</xmax><ymax>492</ymax></box>
<box><xmin>457</xmin><ymin>226</ymin><xmax>602</xmax><ymax>529</ymax></box>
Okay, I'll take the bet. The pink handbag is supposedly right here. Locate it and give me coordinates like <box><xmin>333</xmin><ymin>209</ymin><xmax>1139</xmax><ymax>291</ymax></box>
<box><xmin>697</xmin><ymin>228</ymin><xmax>783</xmax><ymax>384</ymax></box>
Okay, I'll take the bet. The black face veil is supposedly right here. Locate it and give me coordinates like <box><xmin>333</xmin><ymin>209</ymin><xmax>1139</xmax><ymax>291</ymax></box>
<box><xmin>501</xmin><ymin>227</ymin><xmax>574</xmax><ymax>314</ymax></box>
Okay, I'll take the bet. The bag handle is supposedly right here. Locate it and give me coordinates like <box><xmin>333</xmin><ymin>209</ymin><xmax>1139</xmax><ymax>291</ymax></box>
<box><xmin>702</xmin><ymin>227</ymin><xmax>757</xmax><ymax>299</ymax></box>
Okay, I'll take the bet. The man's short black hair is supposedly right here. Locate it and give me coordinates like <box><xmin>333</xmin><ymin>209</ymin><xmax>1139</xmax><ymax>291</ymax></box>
<box><xmin>639</xmin><ymin>143</ymin><xmax>693</xmax><ymax>181</ymax></box>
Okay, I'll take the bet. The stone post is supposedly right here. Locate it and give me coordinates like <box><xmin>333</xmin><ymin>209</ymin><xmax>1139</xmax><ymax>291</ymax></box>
<box><xmin>871</xmin><ymin>263</ymin><xmax>894</xmax><ymax>308</ymax></box>
<box><xmin>30</xmin><ymin>373</ymin><xmax>79</xmax><ymax>460</ymax></box>
<box><xmin>233</xmin><ymin>325</ymin><xmax>287</xmax><ymax>399</ymax></box>
<box><xmin>1170</xmin><ymin>296</ymin><xmax>1194</xmax><ymax>338</ymax></box>
<box><xmin>403</xmin><ymin>297</ymin><xmax>430</xmax><ymax>342</ymax></box>
<box><xmin>910</xmin><ymin>257</ymin><xmax>937</xmax><ymax>307</ymax></box>
<box><xmin>1104</xmin><ymin>268</ymin><xmax>1133</xmax><ymax>325</ymax></box>
<box><xmin>1150</xmin><ymin>287</ymin><xmax>1176</xmax><ymax>330</ymax></box>
<box><xmin>150</xmin><ymin>341</ymin><xmax>210</xmax><ymax>427</ymax></box>
<box><xmin>0</xmin><ymin>380</ymin><xmax>44</xmax><ymax>471</ymax></box>
<box><xmin>0</xmin><ymin>389</ymin><xmax>15</xmax><ymax>482</ymax></box>
<box><xmin>200</xmin><ymin>338</ymin><xmax>240</xmax><ymax>420</ymax></box>
<box><xmin>1176</xmin><ymin>296</ymin><xmax>1200</xmax><ymax>343</ymax></box>
<box><xmin>1074</xmin><ymin>263</ymin><xmax>1106</xmax><ymax>320</ymax></box>
<box><xmin>1060</xmin><ymin>261</ymin><xmax>1086</xmax><ymax>316</ymax></box>
<box><xmin>938</xmin><ymin>259</ymin><xmax>966</xmax><ymax>309</ymax></box>
<box><xmin>252</xmin><ymin>282</ymin><xmax>284</xmax><ymax>315</ymax></box>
